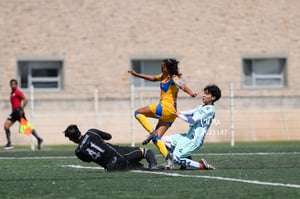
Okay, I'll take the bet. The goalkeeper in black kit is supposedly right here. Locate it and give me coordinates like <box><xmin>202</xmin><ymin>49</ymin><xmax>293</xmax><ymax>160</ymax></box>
<box><xmin>63</xmin><ymin>124</ymin><xmax>163</xmax><ymax>171</ymax></box>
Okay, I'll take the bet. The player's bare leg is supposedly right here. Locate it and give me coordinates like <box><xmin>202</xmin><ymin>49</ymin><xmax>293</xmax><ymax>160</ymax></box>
<box><xmin>3</xmin><ymin>119</ymin><xmax>14</xmax><ymax>149</ymax></box>
<box><xmin>142</xmin><ymin>119</ymin><xmax>170</xmax><ymax>144</ymax></box>
<box><xmin>134</xmin><ymin>106</ymin><xmax>156</xmax><ymax>134</ymax></box>
<box><xmin>152</xmin><ymin>123</ymin><xmax>174</xmax><ymax>169</ymax></box>
<box><xmin>134</xmin><ymin>106</ymin><xmax>161</xmax><ymax>145</ymax></box>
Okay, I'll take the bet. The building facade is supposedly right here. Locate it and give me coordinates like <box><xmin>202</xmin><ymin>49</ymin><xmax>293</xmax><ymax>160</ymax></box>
<box><xmin>0</xmin><ymin>0</ymin><xmax>299</xmax><ymax>145</ymax></box>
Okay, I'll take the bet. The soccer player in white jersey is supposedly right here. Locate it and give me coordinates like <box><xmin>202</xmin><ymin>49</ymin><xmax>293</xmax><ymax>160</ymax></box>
<box><xmin>162</xmin><ymin>84</ymin><xmax>221</xmax><ymax>170</ymax></box>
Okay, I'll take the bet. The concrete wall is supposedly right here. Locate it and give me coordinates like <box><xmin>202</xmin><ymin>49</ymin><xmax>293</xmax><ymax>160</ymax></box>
<box><xmin>1</xmin><ymin>0</ymin><xmax>300</xmax><ymax>97</ymax></box>
<box><xmin>0</xmin><ymin>0</ymin><xmax>300</xmax><ymax>145</ymax></box>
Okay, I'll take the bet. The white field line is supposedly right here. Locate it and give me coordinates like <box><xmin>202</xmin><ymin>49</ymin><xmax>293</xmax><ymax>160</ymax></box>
<box><xmin>191</xmin><ymin>152</ymin><xmax>300</xmax><ymax>156</ymax></box>
<box><xmin>61</xmin><ymin>164</ymin><xmax>104</xmax><ymax>170</ymax></box>
<box><xmin>0</xmin><ymin>156</ymin><xmax>76</xmax><ymax>160</ymax></box>
<box><xmin>61</xmin><ymin>164</ymin><xmax>300</xmax><ymax>189</ymax></box>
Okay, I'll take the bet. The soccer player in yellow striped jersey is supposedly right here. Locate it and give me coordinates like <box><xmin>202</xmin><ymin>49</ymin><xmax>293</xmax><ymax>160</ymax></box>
<box><xmin>128</xmin><ymin>59</ymin><xmax>197</xmax><ymax>161</ymax></box>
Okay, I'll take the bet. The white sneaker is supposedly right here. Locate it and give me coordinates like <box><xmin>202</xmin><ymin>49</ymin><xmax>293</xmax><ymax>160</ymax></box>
<box><xmin>165</xmin><ymin>155</ymin><xmax>174</xmax><ymax>170</ymax></box>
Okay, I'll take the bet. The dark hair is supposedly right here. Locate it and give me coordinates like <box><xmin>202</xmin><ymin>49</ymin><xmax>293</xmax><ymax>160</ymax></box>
<box><xmin>162</xmin><ymin>59</ymin><xmax>182</xmax><ymax>77</ymax></box>
<box><xmin>63</xmin><ymin>124</ymin><xmax>81</xmax><ymax>140</ymax></box>
<box><xmin>10</xmin><ymin>79</ymin><xmax>18</xmax><ymax>85</ymax></box>
<box><xmin>204</xmin><ymin>84</ymin><xmax>221</xmax><ymax>103</ymax></box>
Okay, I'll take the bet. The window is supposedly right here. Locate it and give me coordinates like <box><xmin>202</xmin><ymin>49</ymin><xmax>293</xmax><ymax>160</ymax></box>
<box><xmin>18</xmin><ymin>60</ymin><xmax>63</xmax><ymax>91</ymax></box>
<box><xmin>131</xmin><ymin>59</ymin><xmax>162</xmax><ymax>88</ymax></box>
<box><xmin>242</xmin><ymin>58</ymin><xmax>287</xmax><ymax>88</ymax></box>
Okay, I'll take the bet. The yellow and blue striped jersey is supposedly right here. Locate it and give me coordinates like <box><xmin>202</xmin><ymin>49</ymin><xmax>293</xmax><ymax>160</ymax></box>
<box><xmin>154</xmin><ymin>73</ymin><xmax>183</xmax><ymax>105</ymax></box>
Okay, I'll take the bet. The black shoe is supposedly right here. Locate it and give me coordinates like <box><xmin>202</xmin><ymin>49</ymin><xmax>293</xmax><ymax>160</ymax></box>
<box><xmin>3</xmin><ymin>143</ymin><xmax>13</xmax><ymax>150</ymax></box>
<box><xmin>149</xmin><ymin>164</ymin><xmax>165</xmax><ymax>171</ymax></box>
<box><xmin>142</xmin><ymin>131</ymin><xmax>158</xmax><ymax>145</ymax></box>
<box><xmin>37</xmin><ymin>138</ymin><xmax>43</xmax><ymax>150</ymax></box>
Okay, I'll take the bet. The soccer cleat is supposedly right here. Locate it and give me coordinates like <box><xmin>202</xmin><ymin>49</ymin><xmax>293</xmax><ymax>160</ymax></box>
<box><xmin>165</xmin><ymin>157</ymin><xmax>174</xmax><ymax>170</ymax></box>
<box><xmin>142</xmin><ymin>131</ymin><xmax>158</xmax><ymax>145</ymax></box>
<box><xmin>165</xmin><ymin>162</ymin><xmax>174</xmax><ymax>170</ymax></box>
<box><xmin>37</xmin><ymin>138</ymin><xmax>43</xmax><ymax>150</ymax></box>
<box><xmin>199</xmin><ymin>159</ymin><xmax>215</xmax><ymax>170</ymax></box>
<box><xmin>149</xmin><ymin>164</ymin><xmax>165</xmax><ymax>171</ymax></box>
<box><xmin>165</xmin><ymin>153</ymin><xmax>174</xmax><ymax>170</ymax></box>
<box><xmin>3</xmin><ymin>143</ymin><xmax>14</xmax><ymax>150</ymax></box>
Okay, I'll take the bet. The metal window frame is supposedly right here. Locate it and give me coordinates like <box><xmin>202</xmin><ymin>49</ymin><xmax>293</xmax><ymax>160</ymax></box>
<box><xmin>130</xmin><ymin>59</ymin><xmax>161</xmax><ymax>90</ymax></box>
<box><xmin>242</xmin><ymin>56</ymin><xmax>287</xmax><ymax>89</ymax></box>
<box><xmin>17</xmin><ymin>56</ymin><xmax>64</xmax><ymax>91</ymax></box>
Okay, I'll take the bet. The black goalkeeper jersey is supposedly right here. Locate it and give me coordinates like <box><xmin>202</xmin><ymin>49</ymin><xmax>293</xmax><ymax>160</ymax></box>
<box><xmin>75</xmin><ymin>129</ymin><xmax>129</xmax><ymax>171</ymax></box>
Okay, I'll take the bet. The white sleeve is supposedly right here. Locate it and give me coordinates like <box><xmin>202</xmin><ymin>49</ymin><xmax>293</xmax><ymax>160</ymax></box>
<box><xmin>172</xmin><ymin>75</ymin><xmax>184</xmax><ymax>88</ymax></box>
<box><xmin>177</xmin><ymin>108</ymin><xmax>201</xmax><ymax>124</ymax></box>
<box><xmin>175</xmin><ymin>79</ymin><xmax>184</xmax><ymax>88</ymax></box>
<box><xmin>177</xmin><ymin>114</ymin><xmax>192</xmax><ymax>123</ymax></box>
<box><xmin>178</xmin><ymin>113</ymin><xmax>202</xmax><ymax>124</ymax></box>
<box><xmin>179</xmin><ymin>108</ymin><xmax>196</xmax><ymax>116</ymax></box>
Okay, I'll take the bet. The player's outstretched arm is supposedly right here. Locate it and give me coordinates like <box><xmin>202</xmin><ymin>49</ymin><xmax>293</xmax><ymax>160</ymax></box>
<box><xmin>128</xmin><ymin>70</ymin><xmax>157</xmax><ymax>81</ymax></box>
<box><xmin>179</xmin><ymin>84</ymin><xmax>197</xmax><ymax>97</ymax></box>
<box><xmin>89</xmin><ymin>129</ymin><xmax>112</xmax><ymax>140</ymax></box>
<box><xmin>177</xmin><ymin>108</ymin><xmax>199</xmax><ymax>124</ymax></box>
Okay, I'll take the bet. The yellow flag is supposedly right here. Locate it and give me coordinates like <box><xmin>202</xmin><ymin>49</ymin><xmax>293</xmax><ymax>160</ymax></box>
<box><xmin>19</xmin><ymin>118</ymin><xmax>34</xmax><ymax>135</ymax></box>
